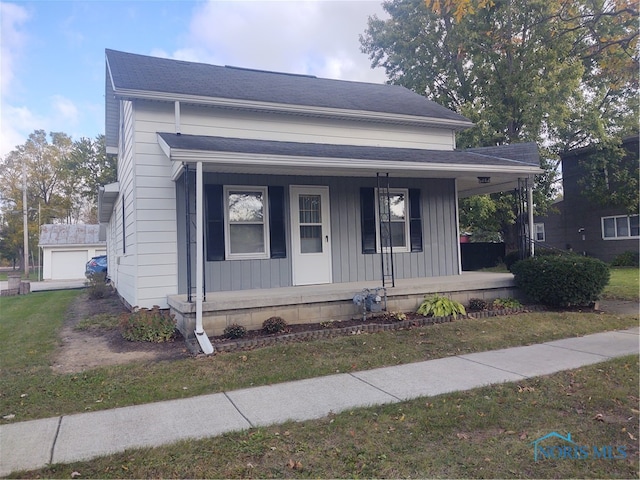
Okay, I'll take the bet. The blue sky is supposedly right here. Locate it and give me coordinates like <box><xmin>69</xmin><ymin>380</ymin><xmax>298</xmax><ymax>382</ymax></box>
<box><xmin>1</xmin><ymin>0</ymin><xmax>388</xmax><ymax>156</ymax></box>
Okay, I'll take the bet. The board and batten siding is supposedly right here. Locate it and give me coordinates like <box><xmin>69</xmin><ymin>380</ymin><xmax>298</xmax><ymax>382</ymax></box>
<box><xmin>176</xmin><ymin>173</ymin><xmax>459</xmax><ymax>294</ymax></box>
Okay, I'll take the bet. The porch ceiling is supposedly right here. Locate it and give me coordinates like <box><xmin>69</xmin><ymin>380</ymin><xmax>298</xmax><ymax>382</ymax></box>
<box><xmin>158</xmin><ymin>133</ymin><xmax>542</xmax><ymax>196</ymax></box>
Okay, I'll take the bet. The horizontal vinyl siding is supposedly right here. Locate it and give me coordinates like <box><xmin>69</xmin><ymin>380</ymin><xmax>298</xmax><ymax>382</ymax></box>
<box><xmin>177</xmin><ymin>173</ymin><xmax>459</xmax><ymax>293</ymax></box>
<box><xmin>136</xmin><ymin>101</ymin><xmax>455</xmax><ymax>151</ymax></box>
<box><xmin>130</xmin><ymin>100</ymin><xmax>178</xmax><ymax>308</ymax></box>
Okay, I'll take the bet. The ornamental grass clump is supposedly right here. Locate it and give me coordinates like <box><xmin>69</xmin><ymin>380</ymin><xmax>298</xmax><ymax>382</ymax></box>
<box><xmin>119</xmin><ymin>306</ymin><xmax>176</xmax><ymax>342</ymax></box>
<box><xmin>417</xmin><ymin>294</ymin><xmax>466</xmax><ymax>318</ymax></box>
<box><xmin>511</xmin><ymin>255</ymin><xmax>610</xmax><ymax>307</ymax></box>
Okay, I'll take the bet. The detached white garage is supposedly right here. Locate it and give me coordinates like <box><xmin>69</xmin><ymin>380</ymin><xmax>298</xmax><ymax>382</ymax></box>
<box><xmin>39</xmin><ymin>224</ymin><xmax>106</xmax><ymax>280</ymax></box>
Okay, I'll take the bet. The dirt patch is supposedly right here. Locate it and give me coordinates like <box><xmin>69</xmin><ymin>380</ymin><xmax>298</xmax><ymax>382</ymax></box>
<box><xmin>51</xmin><ymin>290</ymin><xmax>190</xmax><ymax>374</ymax></box>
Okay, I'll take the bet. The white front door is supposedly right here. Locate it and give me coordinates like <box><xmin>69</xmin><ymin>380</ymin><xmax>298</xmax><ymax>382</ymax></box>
<box><xmin>290</xmin><ymin>185</ymin><xmax>332</xmax><ymax>285</ymax></box>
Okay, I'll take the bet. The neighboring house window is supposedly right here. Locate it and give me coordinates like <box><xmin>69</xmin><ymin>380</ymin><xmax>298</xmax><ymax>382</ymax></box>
<box><xmin>602</xmin><ymin>215</ymin><xmax>640</xmax><ymax>239</ymax></box>
<box><xmin>360</xmin><ymin>187</ymin><xmax>423</xmax><ymax>254</ymax></box>
<box><xmin>534</xmin><ymin>223</ymin><xmax>545</xmax><ymax>242</ymax></box>
<box><xmin>205</xmin><ymin>185</ymin><xmax>286</xmax><ymax>261</ymax></box>
<box><xmin>224</xmin><ymin>186</ymin><xmax>270</xmax><ymax>259</ymax></box>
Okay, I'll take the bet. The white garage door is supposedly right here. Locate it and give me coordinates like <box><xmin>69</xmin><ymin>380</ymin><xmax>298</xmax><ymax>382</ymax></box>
<box><xmin>51</xmin><ymin>250</ymin><xmax>88</xmax><ymax>280</ymax></box>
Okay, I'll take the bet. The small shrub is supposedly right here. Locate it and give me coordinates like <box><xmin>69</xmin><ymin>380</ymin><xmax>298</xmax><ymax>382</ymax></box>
<box><xmin>224</xmin><ymin>323</ymin><xmax>247</xmax><ymax>339</ymax></box>
<box><xmin>320</xmin><ymin>320</ymin><xmax>335</xmax><ymax>329</ymax></box>
<box><xmin>492</xmin><ymin>297</ymin><xmax>522</xmax><ymax>309</ymax></box>
<box><xmin>511</xmin><ymin>255</ymin><xmax>610</xmax><ymax>307</ymax></box>
<box><xmin>262</xmin><ymin>316</ymin><xmax>287</xmax><ymax>334</ymax></box>
<box><xmin>468</xmin><ymin>298</ymin><xmax>489</xmax><ymax>312</ymax></box>
<box><xmin>86</xmin><ymin>272</ymin><xmax>110</xmax><ymax>299</ymax></box>
<box><xmin>388</xmin><ymin>311</ymin><xmax>407</xmax><ymax>322</ymax></box>
<box><xmin>611</xmin><ymin>251</ymin><xmax>640</xmax><ymax>267</ymax></box>
<box><xmin>119</xmin><ymin>306</ymin><xmax>176</xmax><ymax>342</ymax></box>
<box><xmin>417</xmin><ymin>294</ymin><xmax>466</xmax><ymax>318</ymax></box>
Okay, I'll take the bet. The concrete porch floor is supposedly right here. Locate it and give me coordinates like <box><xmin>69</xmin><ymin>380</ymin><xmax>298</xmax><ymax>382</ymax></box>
<box><xmin>168</xmin><ymin>272</ymin><xmax>519</xmax><ymax>338</ymax></box>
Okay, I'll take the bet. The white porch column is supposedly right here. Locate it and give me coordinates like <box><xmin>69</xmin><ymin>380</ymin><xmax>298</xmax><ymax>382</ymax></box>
<box><xmin>527</xmin><ymin>178</ymin><xmax>535</xmax><ymax>257</ymax></box>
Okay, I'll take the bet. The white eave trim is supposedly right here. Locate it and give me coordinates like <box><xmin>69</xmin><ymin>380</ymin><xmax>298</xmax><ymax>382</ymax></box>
<box><xmin>114</xmin><ymin>87</ymin><xmax>474</xmax><ymax>130</ymax></box>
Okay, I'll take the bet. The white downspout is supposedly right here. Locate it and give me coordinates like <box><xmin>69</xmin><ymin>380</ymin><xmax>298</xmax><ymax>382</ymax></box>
<box><xmin>195</xmin><ymin>161</ymin><xmax>214</xmax><ymax>354</ymax></box>
<box><xmin>527</xmin><ymin>178</ymin><xmax>535</xmax><ymax>257</ymax></box>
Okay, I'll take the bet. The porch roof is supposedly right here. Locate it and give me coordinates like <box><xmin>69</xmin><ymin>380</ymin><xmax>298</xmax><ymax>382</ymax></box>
<box><xmin>157</xmin><ymin>133</ymin><xmax>542</xmax><ymax>196</ymax></box>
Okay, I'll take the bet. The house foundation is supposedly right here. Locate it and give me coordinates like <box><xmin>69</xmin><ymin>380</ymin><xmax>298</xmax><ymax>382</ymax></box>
<box><xmin>167</xmin><ymin>272</ymin><xmax>521</xmax><ymax>340</ymax></box>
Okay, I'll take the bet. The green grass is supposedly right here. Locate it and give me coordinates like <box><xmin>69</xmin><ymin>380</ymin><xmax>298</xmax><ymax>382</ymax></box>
<box><xmin>603</xmin><ymin>267</ymin><xmax>639</xmax><ymax>301</ymax></box>
<box><xmin>0</xmin><ymin>290</ymin><xmax>80</xmax><ymax>370</ymax></box>
<box><xmin>1</xmin><ymin>299</ymin><xmax>637</xmax><ymax>423</ymax></box>
<box><xmin>12</xmin><ymin>355</ymin><xmax>639</xmax><ymax>479</ymax></box>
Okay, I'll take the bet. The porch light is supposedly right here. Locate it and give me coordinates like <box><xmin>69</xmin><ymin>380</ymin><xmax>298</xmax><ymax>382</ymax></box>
<box><xmin>477</xmin><ymin>176</ymin><xmax>491</xmax><ymax>184</ymax></box>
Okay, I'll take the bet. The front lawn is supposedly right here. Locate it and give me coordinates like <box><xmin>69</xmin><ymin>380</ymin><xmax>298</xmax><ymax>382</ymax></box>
<box><xmin>1</xmin><ymin>289</ymin><xmax>637</xmax><ymax>423</ymax></box>
<box><xmin>13</xmin><ymin>355</ymin><xmax>639</xmax><ymax>479</ymax></box>
<box><xmin>603</xmin><ymin>267</ymin><xmax>640</xmax><ymax>301</ymax></box>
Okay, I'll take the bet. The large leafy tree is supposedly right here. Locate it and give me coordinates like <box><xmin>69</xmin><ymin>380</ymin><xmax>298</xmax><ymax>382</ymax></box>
<box><xmin>0</xmin><ymin>131</ymin><xmax>116</xmax><ymax>265</ymax></box>
<box><xmin>361</xmin><ymin>0</ymin><xmax>638</xmax><ymax>241</ymax></box>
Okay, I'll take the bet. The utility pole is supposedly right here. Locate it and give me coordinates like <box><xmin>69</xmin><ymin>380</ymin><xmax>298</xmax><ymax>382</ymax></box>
<box><xmin>22</xmin><ymin>160</ymin><xmax>29</xmax><ymax>277</ymax></box>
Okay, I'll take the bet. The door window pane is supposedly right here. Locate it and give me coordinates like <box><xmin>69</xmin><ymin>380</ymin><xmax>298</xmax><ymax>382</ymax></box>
<box><xmin>299</xmin><ymin>195</ymin><xmax>321</xmax><ymax>223</ymax></box>
<box><xmin>300</xmin><ymin>225</ymin><xmax>322</xmax><ymax>253</ymax></box>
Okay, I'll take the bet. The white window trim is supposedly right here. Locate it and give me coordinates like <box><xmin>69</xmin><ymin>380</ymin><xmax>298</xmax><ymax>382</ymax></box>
<box><xmin>601</xmin><ymin>214</ymin><xmax>639</xmax><ymax>240</ymax></box>
<box><xmin>534</xmin><ymin>223</ymin><xmax>545</xmax><ymax>242</ymax></box>
<box><xmin>374</xmin><ymin>187</ymin><xmax>410</xmax><ymax>253</ymax></box>
<box><xmin>223</xmin><ymin>185</ymin><xmax>270</xmax><ymax>260</ymax></box>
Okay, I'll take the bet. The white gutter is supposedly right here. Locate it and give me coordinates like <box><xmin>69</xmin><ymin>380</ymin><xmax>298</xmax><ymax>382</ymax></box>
<box><xmin>113</xmin><ymin>87</ymin><xmax>474</xmax><ymax>130</ymax></box>
<box><xmin>195</xmin><ymin>161</ymin><xmax>214</xmax><ymax>354</ymax></box>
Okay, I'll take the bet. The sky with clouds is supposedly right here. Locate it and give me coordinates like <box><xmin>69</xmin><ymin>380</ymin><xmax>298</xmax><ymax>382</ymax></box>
<box><xmin>0</xmin><ymin>0</ymin><xmax>389</xmax><ymax>156</ymax></box>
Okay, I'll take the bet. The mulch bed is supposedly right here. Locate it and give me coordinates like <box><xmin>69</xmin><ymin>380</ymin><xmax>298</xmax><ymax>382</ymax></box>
<box><xmin>209</xmin><ymin>306</ymin><xmax>546</xmax><ymax>353</ymax></box>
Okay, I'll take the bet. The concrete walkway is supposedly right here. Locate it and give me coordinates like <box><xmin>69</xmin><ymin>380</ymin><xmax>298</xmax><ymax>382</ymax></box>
<box><xmin>1</xmin><ymin>327</ymin><xmax>638</xmax><ymax>476</ymax></box>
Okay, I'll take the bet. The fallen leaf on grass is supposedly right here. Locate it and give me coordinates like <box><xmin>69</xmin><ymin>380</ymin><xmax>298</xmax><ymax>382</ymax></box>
<box><xmin>71</xmin><ymin>472</ymin><xmax>81</xmax><ymax>478</ymax></box>
<box><xmin>628</xmin><ymin>432</ymin><xmax>637</xmax><ymax>440</ymax></box>
<box><xmin>287</xmin><ymin>459</ymin><xmax>303</xmax><ymax>470</ymax></box>
<box><xmin>456</xmin><ymin>433</ymin><xmax>469</xmax><ymax>440</ymax></box>
<box><xmin>519</xmin><ymin>432</ymin><xmax>528</xmax><ymax>440</ymax></box>
<box><xmin>593</xmin><ymin>413</ymin><xmax>604</xmax><ymax>422</ymax></box>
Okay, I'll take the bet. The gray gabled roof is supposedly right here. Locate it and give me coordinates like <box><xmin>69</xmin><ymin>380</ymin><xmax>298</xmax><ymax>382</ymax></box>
<box><xmin>105</xmin><ymin>49</ymin><xmax>473</xmax><ymax>150</ymax></box>
<box><xmin>106</xmin><ymin>49</ymin><xmax>471</xmax><ymax>123</ymax></box>
<box><xmin>39</xmin><ymin>224</ymin><xmax>105</xmax><ymax>247</ymax></box>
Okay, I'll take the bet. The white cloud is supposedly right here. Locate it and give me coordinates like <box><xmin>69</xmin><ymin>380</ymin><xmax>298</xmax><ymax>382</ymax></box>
<box><xmin>0</xmin><ymin>2</ymin><xmax>30</xmax><ymax>95</ymax></box>
<box><xmin>51</xmin><ymin>95</ymin><xmax>80</xmax><ymax>125</ymax></box>
<box><xmin>163</xmin><ymin>0</ymin><xmax>388</xmax><ymax>83</ymax></box>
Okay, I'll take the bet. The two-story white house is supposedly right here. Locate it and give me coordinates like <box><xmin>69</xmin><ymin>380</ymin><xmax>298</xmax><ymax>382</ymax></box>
<box><xmin>100</xmin><ymin>49</ymin><xmax>540</xmax><ymax>350</ymax></box>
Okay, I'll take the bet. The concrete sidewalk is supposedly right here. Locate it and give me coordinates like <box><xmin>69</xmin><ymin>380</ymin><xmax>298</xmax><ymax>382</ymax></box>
<box><xmin>1</xmin><ymin>327</ymin><xmax>638</xmax><ymax>476</ymax></box>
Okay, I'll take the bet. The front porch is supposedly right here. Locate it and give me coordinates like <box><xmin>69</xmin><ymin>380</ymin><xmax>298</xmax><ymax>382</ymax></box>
<box><xmin>168</xmin><ymin>272</ymin><xmax>520</xmax><ymax>340</ymax></box>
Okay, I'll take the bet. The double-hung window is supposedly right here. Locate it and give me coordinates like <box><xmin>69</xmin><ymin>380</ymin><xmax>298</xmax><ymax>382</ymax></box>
<box><xmin>224</xmin><ymin>186</ymin><xmax>270</xmax><ymax>259</ymax></box>
<box><xmin>375</xmin><ymin>188</ymin><xmax>409</xmax><ymax>252</ymax></box>
<box><xmin>534</xmin><ymin>223</ymin><xmax>545</xmax><ymax>242</ymax></box>
<box><xmin>602</xmin><ymin>214</ymin><xmax>640</xmax><ymax>240</ymax></box>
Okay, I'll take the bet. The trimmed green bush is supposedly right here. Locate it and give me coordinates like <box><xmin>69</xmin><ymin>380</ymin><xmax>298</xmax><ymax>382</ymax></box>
<box><xmin>492</xmin><ymin>297</ymin><xmax>522</xmax><ymax>309</ymax></box>
<box><xmin>223</xmin><ymin>323</ymin><xmax>247</xmax><ymax>339</ymax></box>
<box><xmin>262</xmin><ymin>316</ymin><xmax>287</xmax><ymax>334</ymax></box>
<box><xmin>611</xmin><ymin>251</ymin><xmax>640</xmax><ymax>267</ymax></box>
<box><xmin>511</xmin><ymin>256</ymin><xmax>610</xmax><ymax>307</ymax></box>
<box><xmin>119</xmin><ymin>306</ymin><xmax>176</xmax><ymax>342</ymax></box>
<box><xmin>86</xmin><ymin>272</ymin><xmax>110</xmax><ymax>299</ymax></box>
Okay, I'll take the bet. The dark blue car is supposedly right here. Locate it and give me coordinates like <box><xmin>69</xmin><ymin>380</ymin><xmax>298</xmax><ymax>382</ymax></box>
<box><xmin>85</xmin><ymin>255</ymin><xmax>108</xmax><ymax>279</ymax></box>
